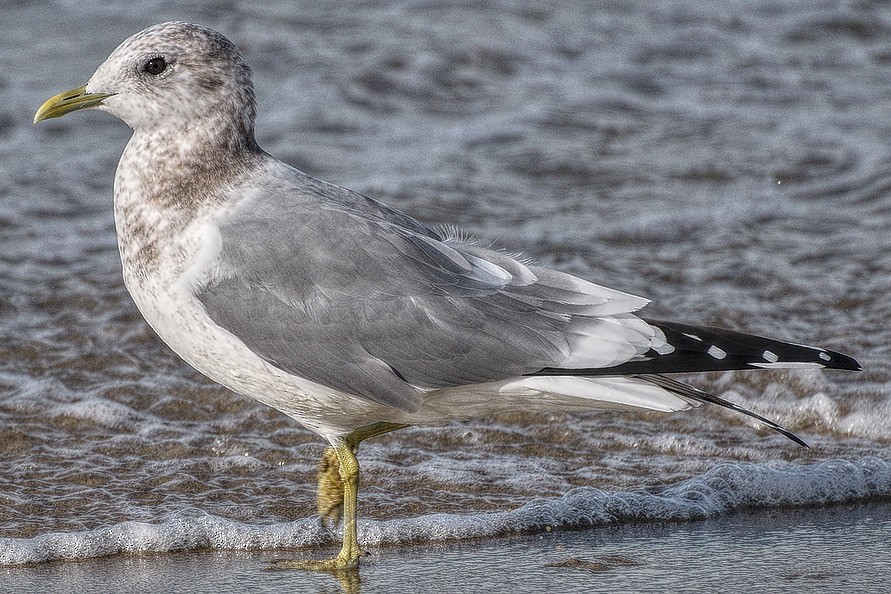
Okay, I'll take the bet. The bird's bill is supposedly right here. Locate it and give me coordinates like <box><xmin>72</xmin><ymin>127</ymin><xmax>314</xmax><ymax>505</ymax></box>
<box><xmin>33</xmin><ymin>85</ymin><xmax>114</xmax><ymax>123</ymax></box>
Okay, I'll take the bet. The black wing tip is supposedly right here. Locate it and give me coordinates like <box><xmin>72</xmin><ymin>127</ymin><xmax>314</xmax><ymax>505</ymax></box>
<box><xmin>533</xmin><ymin>318</ymin><xmax>864</xmax><ymax>376</ymax></box>
<box><xmin>646</xmin><ymin>319</ymin><xmax>863</xmax><ymax>373</ymax></box>
<box><xmin>821</xmin><ymin>349</ymin><xmax>862</xmax><ymax>372</ymax></box>
<box><xmin>775</xmin><ymin>426</ymin><xmax>811</xmax><ymax>449</ymax></box>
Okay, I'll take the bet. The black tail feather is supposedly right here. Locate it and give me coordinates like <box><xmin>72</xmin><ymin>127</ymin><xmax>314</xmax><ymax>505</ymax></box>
<box><xmin>637</xmin><ymin>374</ymin><xmax>810</xmax><ymax>448</ymax></box>
<box><xmin>526</xmin><ymin>320</ymin><xmax>860</xmax><ymax>447</ymax></box>
<box><xmin>534</xmin><ymin>320</ymin><xmax>861</xmax><ymax>377</ymax></box>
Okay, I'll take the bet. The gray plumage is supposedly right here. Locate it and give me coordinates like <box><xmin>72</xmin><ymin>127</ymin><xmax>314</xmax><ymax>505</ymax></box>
<box><xmin>48</xmin><ymin>21</ymin><xmax>858</xmax><ymax>445</ymax></box>
<box><xmin>197</xmin><ymin>166</ymin><xmax>651</xmax><ymax>412</ymax></box>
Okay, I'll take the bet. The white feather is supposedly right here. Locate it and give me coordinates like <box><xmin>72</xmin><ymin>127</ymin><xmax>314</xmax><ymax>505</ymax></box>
<box><xmin>561</xmin><ymin>315</ymin><xmax>654</xmax><ymax>368</ymax></box>
<box><xmin>498</xmin><ymin>376</ymin><xmax>695</xmax><ymax>413</ymax></box>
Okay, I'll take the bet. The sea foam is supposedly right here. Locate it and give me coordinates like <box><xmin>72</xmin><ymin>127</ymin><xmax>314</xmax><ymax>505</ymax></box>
<box><xmin>1</xmin><ymin>458</ymin><xmax>887</xmax><ymax>565</ymax></box>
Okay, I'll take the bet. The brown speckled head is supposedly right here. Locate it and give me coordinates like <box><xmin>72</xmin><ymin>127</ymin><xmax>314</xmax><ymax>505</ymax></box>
<box><xmin>86</xmin><ymin>21</ymin><xmax>257</xmax><ymax>145</ymax></box>
<box><xmin>51</xmin><ymin>23</ymin><xmax>269</xmax><ymax>277</ymax></box>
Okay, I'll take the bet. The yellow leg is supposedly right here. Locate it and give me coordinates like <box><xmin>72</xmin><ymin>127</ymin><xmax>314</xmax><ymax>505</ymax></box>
<box><xmin>270</xmin><ymin>422</ymin><xmax>409</xmax><ymax>572</ymax></box>
<box><xmin>315</xmin><ymin>422</ymin><xmax>409</xmax><ymax>528</ymax></box>
<box><xmin>271</xmin><ymin>441</ymin><xmax>362</xmax><ymax>571</ymax></box>
<box><xmin>317</xmin><ymin>446</ymin><xmax>344</xmax><ymax>528</ymax></box>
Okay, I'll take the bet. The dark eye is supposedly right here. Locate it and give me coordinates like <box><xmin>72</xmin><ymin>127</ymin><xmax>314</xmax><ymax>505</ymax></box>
<box><xmin>143</xmin><ymin>57</ymin><xmax>167</xmax><ymax>75</ymax></box>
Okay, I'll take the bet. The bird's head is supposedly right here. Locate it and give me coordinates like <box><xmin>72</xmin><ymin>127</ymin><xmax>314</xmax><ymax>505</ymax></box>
<box><xmin>35</xmin><ymin>21</ymin><xmax>257</xmax><ymax>141</ymax></box>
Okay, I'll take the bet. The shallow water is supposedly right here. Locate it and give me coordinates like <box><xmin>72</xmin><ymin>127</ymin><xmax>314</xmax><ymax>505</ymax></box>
<box><xmin>1</xmin><ymin>0</ymin><xmax>890</xmax><ymax>570</ymax></box>
<box><xmin>6</xmin><ymin>502</ymin><xmax>891</xmax><ymax>594</ymax></box>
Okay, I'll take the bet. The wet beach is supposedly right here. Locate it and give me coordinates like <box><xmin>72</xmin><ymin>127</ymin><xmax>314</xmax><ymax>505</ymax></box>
<box><xmin>1</xmin><ymin>1</ymin><xmax>890</xmax><ymax>590</ymax></box>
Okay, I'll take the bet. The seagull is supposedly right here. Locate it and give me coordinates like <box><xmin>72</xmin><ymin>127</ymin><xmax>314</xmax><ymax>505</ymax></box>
<box><xmin>34</xmin><ymin>21</ymin><xmax>860</xmax><ymax>571</ymax></box>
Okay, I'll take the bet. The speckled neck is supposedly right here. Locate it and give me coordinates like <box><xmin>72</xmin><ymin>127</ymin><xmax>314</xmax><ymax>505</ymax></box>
<box><xmin>112</xmin><ymin>120</ymin><xmax>262</xmax><ymax>283</ymax></box>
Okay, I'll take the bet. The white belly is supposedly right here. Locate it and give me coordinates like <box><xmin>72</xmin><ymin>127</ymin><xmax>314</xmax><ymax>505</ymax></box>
<box><xmin>117</xmin><ymin>216</ymin><xmax>387</xmax><ymax>441</ymax></box>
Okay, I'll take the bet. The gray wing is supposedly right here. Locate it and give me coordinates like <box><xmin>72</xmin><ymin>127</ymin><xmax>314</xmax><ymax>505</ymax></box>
<box><xmin>197</xmin><ymin>170</ymin><xmax>652</xmax><ymax>412</ymax></box>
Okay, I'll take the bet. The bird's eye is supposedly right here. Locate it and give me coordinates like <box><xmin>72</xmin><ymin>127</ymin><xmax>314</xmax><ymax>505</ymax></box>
<box><xmin>143</xmin><ymin>57</ymin><xmax>167</xmax><ymax>76</ymax></box>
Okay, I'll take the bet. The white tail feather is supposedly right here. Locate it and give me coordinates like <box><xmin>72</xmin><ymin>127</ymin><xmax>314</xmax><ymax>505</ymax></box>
<box><xmin>498</xmin><ymin>376</ymin><xmax>696</xmax><ymax>413</ymax></box>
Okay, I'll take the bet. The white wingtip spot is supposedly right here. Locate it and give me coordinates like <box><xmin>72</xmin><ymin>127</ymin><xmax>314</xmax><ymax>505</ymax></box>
<box><xmin>819</xmin><ymin>351</ymin><xmax>832</xmax><ymax>362</ymax></box>
<box><xmin>706</xmin><ymin>345</ymin><xmax>727</xmax><ymax>360</ymax></box>
<box><xmin>762</xmin><ymin>350</ymin><xmax>779</xmax><ymax>363</ymax></box>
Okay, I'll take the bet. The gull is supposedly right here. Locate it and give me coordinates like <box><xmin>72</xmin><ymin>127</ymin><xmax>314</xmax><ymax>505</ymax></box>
<box><xmin>34</xmin><ymin>22</ymin><xmax>860</xmax><ymax>571</ymax></box>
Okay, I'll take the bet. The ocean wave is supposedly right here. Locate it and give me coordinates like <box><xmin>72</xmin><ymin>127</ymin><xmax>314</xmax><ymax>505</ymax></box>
<box><xmin>2</xmin><ymin>458</ymin><xmax>887</xmax><ymax>566</ymax></box>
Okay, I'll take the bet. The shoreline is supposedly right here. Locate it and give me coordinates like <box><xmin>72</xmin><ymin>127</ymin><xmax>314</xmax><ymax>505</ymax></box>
<box><xmin>5</xmin><ymin>500</ymin><xmax>889</xmax><ymax>594</ymax></box>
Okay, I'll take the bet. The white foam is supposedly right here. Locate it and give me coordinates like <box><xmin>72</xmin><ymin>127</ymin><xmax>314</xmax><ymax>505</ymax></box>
<box><xmin>55</xmin><ymin>399</ymin><xmax>142</xmax><ymax>430</ymax></box>
<box><xmin>2</xmin><ymin>458</ymin><xmax>887</xmax><ymax>566</ymax></box>
<box><xmin>837</xmin><ymin>405</ymin><xmax>891</xmax><ymax>440</ymax></box>
<box><xmin>362</xmin><ymin>458</ymin><xmax>891</xmax><ymax>544</ymax></box>
<box><xmin>0</xmin><ymin>513</ymin><xmax>330</xmax><ymax>566</ymax></box>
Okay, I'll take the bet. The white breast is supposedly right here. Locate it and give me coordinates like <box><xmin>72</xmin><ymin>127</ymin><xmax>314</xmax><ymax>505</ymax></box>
<box><xmin>112</xmin><ymin>189</ymin><xmax>385</xmax><ymax>441</ymax></box>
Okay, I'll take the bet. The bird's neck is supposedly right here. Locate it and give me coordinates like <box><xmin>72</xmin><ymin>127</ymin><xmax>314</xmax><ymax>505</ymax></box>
<box><xmin>113</xmin><ymin>120</ymin><xmax>261</xmax><ymax>283</ymax></box>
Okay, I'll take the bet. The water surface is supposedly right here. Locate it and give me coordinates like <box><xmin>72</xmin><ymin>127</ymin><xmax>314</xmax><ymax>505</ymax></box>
<box><xmin>0</xmin><ymin>0</ymin><xmax>889</xmax><ymax>571</ymax></box>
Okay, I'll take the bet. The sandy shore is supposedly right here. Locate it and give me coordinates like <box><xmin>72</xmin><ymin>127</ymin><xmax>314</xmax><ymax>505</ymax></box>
<box><xmin>4</xmin><ymin>500</ymin><xmax>889</xmax><ymax>594</ymax></box>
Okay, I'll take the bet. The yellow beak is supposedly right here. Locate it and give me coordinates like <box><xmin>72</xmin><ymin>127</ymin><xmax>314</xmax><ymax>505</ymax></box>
<box><xmin>34</xmin><ymin>85</ymin><xmax>114</xmax><ymax>123</ymax></box>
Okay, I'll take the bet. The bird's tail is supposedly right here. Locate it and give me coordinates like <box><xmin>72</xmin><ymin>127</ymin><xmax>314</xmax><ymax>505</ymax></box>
<box><xmin>635</xmin><ymin>373</ymin><xmax>810</xmax><ymax>448</ymax></box>
<box><xmin>529</xmin><ymin>320</ymin><xmax>861</xmax><ymax>447</ymax></box>
<box><xmin>536</xmin><ymin>320</ymin><xmax>861</xmax><ymax>377</ymax></box>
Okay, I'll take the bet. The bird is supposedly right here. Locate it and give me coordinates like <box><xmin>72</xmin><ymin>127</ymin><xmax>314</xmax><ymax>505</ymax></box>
<box><xmin>34</xmin><ymin>21</ymin><xmax>860</xmax><ymax>572</ymax></box>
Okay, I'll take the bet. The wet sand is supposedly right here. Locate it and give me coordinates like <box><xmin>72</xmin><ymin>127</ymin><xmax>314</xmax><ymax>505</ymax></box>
<box><xmin>5</xmin><ymin>500</ymin><xmax>889</xmax><ymax>594</ymax></box>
